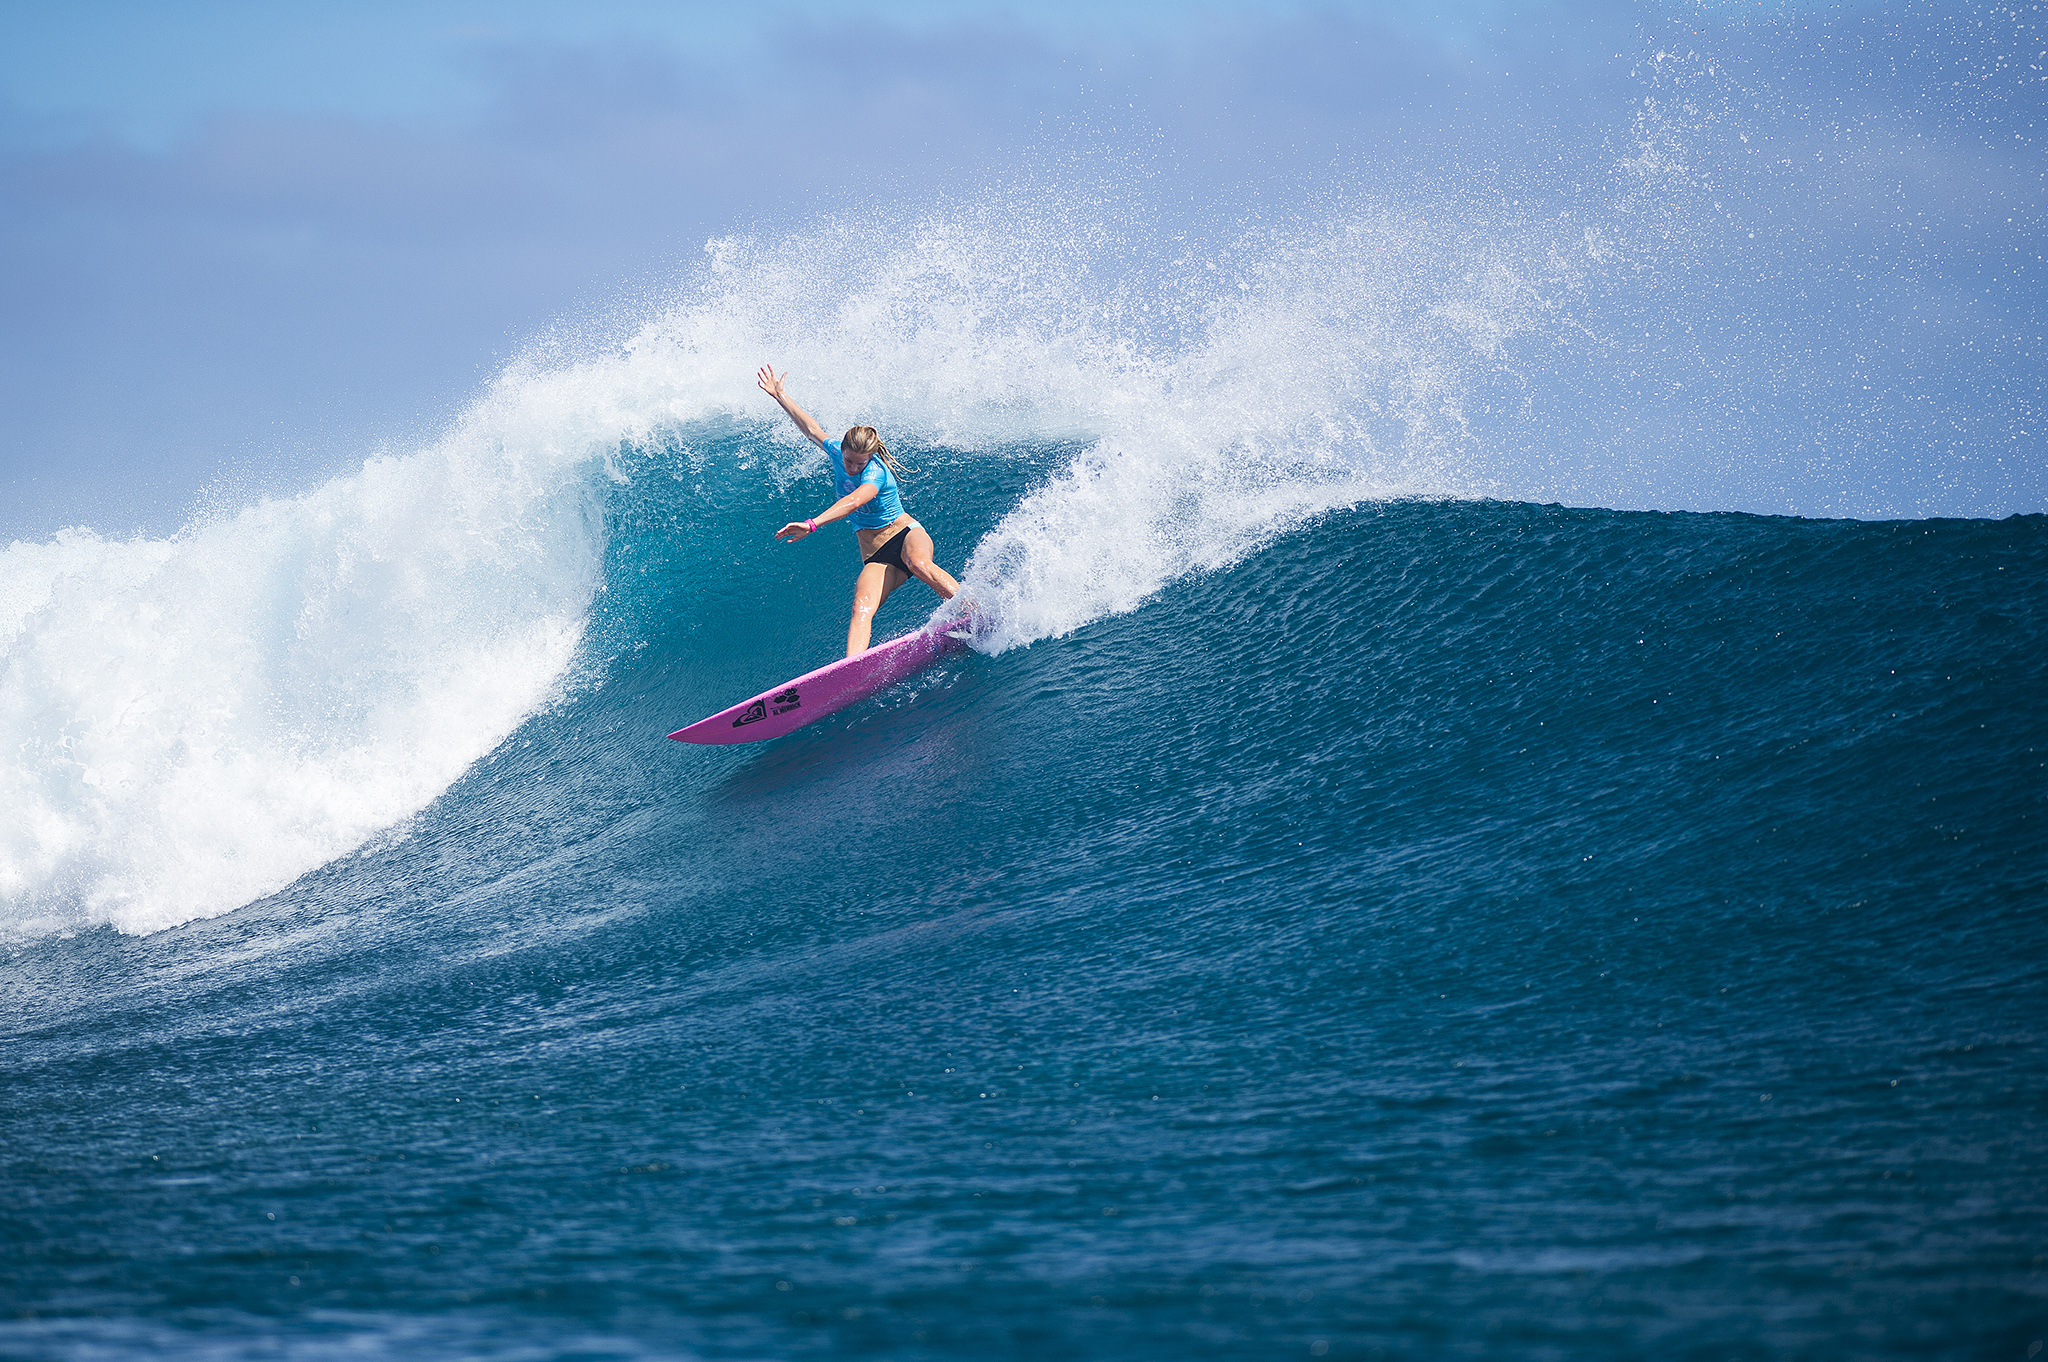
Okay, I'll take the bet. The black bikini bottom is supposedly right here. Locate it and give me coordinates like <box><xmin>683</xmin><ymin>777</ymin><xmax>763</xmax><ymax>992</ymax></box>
<box><xmin>863</xmin><ymin>524</ymin><xmax>915</xmax><ymax>572</ymax></box>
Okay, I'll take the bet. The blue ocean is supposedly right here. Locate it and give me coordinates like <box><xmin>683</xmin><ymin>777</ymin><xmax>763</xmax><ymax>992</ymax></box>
<box><xmin>3</xmin><ymin>164</ymin><xmax>2046</xmax><ymax>1360</ymax></box>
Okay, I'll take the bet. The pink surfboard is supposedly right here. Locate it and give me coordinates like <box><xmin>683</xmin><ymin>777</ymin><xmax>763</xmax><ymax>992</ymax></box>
<box><xmin>668</xmin><ymin>616</ymin><xmax>973</xmax><ymax>745</ymax></box>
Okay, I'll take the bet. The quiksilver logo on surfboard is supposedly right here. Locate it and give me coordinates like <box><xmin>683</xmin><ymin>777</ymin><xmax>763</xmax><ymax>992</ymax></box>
<box><xmin>731</xmin><ymin>689</ymin><xmax>801</xmax><ymax>727</ymax></box>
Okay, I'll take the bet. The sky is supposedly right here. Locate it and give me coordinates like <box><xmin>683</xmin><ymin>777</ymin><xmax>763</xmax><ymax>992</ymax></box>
<box><xmin>1</xmin><ymin>0</ymin><xmax>2041</xmax><ymax>534</ymax></box>
<box><xmin>6</xmin><ymin>2</ymin><xmax>1428</xmax><ymax>128</ymax></box>
<box><xmin>2</xmin><ymin>0</ymin><xmax>1554</xmax><ymax>142</ymax></box>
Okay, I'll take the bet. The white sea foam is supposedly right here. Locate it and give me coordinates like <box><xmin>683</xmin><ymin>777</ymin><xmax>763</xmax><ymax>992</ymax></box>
<box><xmin>1</xmin><ymin>421</ymin><xmax>607</xmax><ymax>938</ymax></box>
<box><xmin>1</xmin><ymin>202</ymin><xmax>1608</xmax><ymax>938</ymax></box>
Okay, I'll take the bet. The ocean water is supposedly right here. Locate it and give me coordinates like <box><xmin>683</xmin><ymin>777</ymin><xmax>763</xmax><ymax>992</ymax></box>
<box><xmin>5</xmin><ymin>73</ymin><xmax>2048</xmax><ymax>1361</ymax></box>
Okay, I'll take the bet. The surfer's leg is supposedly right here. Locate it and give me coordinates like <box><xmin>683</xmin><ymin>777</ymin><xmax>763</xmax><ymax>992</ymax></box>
<box><xmin>899</xmin><ymin>525</ymin><xmax>961</xmax><ymax>599</ymax></box>
<box><xmin>847</xmin><ymin>563</ymin><xmax>892</xmax><ymax>656</ymax></box>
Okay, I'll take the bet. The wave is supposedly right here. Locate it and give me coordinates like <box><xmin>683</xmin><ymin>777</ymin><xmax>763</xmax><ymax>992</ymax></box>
<box><xmin>3</xmin><ymin>197</ymin><xmax>1616</xmax><ymax>939</ymax></box>
<box><xmin>1</xmin><ymin>117</ymin><xmax>2029</xmax><ymax>939</ymax></box>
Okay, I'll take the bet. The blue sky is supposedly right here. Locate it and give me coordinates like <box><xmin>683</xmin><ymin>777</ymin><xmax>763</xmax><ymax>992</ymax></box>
<box><xmin>4</xmin><ymin>1</ymin><xmax>1550</xmax><ymax>142</ymax></box>
<box><xmin>1</xmin><ymin>0</ymin><xmax>2039</xmax><ymax>532</ymax></box>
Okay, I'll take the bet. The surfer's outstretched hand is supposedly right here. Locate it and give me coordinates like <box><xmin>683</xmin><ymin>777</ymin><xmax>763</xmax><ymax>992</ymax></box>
<box><xmin>774</xmin><ymin>521</ymin><xmax>811</xmax><ymax>543</ymax></box>
<box><xmin>757</xmin><ymin>365</ymin><xmax>786</xmax><ymax>400</ymax></box>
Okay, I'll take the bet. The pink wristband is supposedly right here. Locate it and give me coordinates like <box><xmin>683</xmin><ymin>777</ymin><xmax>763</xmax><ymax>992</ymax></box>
<box><xmin>805</xmin><ymin>518</ymin><xmax>819</xmax><ymax>532</ymax></box>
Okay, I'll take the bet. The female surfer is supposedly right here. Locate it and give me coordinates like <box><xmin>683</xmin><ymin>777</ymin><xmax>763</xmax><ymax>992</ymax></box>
<box><xmin>758</xmin><ymin>364</ymin><xmax>963</xmax><ymax>656</ymax></box>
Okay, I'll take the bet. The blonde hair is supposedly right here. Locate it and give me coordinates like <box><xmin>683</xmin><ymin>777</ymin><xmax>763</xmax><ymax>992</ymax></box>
<box><xmin>842</xmin><ymin>425</ymin><xmax>910</xmax><ymax>478</ymax></box>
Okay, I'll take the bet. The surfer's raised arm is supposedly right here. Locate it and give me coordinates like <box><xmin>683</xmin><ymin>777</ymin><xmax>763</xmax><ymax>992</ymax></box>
<box><xmin>757</xmin><ymin>365</ymin><xmax>827</xmax><ymax>445</ymax></box>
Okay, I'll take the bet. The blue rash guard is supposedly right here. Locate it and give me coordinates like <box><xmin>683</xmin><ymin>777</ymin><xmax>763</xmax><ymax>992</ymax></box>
<box><xmin>823</xmin><ymin>439</ymin><xmax>906</xmax><ymax>529</ymax></box>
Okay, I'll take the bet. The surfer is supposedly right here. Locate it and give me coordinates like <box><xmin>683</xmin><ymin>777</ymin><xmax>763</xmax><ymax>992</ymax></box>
<box><xmin>759</xmin><ymin>365</ymin><xmax>963</xmax><ymax>655</ymax></box>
